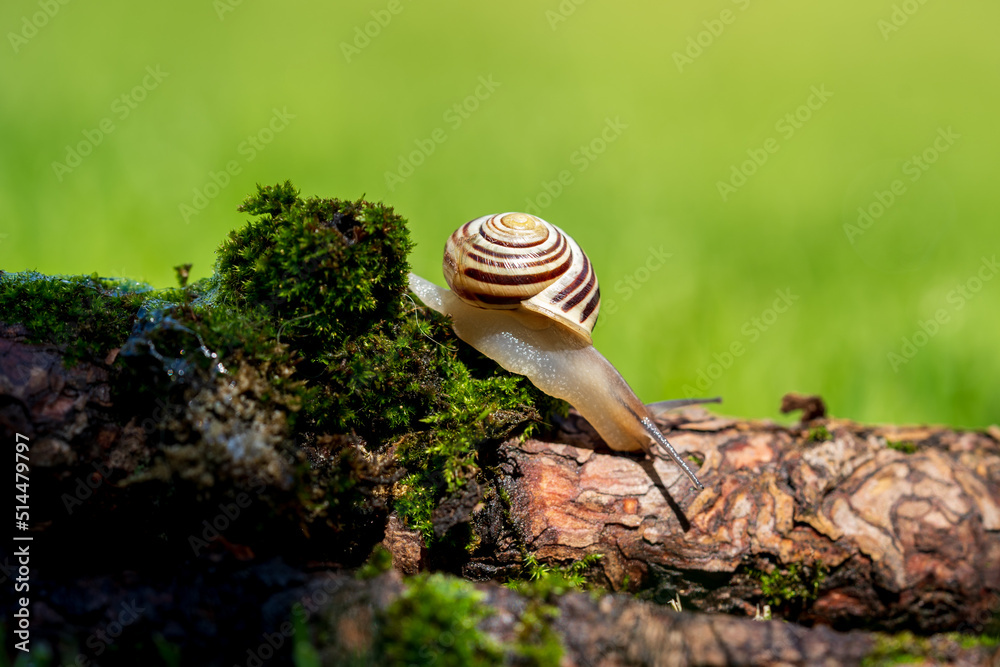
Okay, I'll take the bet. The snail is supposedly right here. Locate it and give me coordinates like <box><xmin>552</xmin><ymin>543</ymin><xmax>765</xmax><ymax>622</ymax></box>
<box><xmin>408</xmin><ymin>212</ymin><xmax>712</xmax><ymax>490</ymax></box>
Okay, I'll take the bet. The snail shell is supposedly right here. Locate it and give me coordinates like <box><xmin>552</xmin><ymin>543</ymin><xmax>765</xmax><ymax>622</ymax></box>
<box><xmin>408</xmin><ymin>213</ymin><xmax>708</xmax><ymax>491</ymax></box>
<box><xmin>443</xmin><ymin>213</ymin><xmax>599</xmax><ymax>343</ymax></box>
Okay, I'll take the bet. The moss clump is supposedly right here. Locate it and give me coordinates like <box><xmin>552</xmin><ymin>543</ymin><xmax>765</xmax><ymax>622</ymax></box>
<box><xmin>208</xmin><ymin>180</ymin><xmax>425</xmax><ymax>440</ymax></box>
<box><xmin>753</xmin><ymin>562</ymin><xmax>826</xmax><ymax>611</ymax></box>
<box><xmin>217</xmin><ymin>181</ymin><xmax>411</xmax><ymax>339</ymax></box>
<box><xmin>0</xmin><ymin>272</ymin><xmax>150</xmax><ymax>365</ymax></box>
<box><xmin>213</xmin><ymin>182</ymin><xmax>553</xmax><ymax>543</ymax></box>
<box><xmin>375</xmin><ymin>574</ymin><xmax>503</xmax><ymax>666</ymax></box>
<box><xmin>510</xmin><ymin>598</ymin><xmax>563</xmax><ymax>667</ymax></box>
<box><xmin>886</xmin><ymin>440</ymin><xmax>918</xmax><ymax>454</ymax></box>
<box><xmin>953</xmin><ymin>632</ymin><xmax>1000</xmax><ymax>649</ymax></box>
<box><xmin>370</xmin><ymin>570</ymin><xmax>573</xmax><ymax>667</ymax></box>
<box><xmin>1</xmin><ymin>181</ymin><xmax>555</xmax><ymax>559</ymax></box>
<box><xmin>393</xmin><ymin>363</ymin><xmax>550</xmax><ymax>540</ymax></box>
<box><xmin>356</xmin><ymin>544</ymin><xmax>394</xmax><ymax>580</ymax></box>
<box><xmin>497</xmin><ymin>554</ymin><xmax>604</xmax><ymax>667</ymax></box>
<box><xmin>861</xmin><ymin>631</ymin><xmax>1000</xmax><ymax>666</ymax></box>
<box><xmin>508</xmin><ymin>553</ymin><xmax>604</xmax><ymax>596</ymax></box>
<box><xmin>808</xmin><ymin>424</ymin><xmax>831</xmax><ymax>442</ymax></box>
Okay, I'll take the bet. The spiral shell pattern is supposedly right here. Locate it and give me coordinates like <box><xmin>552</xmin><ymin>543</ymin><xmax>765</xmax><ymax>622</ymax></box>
<box><xmin>443</xmin><ymin>213</ymin><xmax>600</xmax><ymax>342</ymax></box>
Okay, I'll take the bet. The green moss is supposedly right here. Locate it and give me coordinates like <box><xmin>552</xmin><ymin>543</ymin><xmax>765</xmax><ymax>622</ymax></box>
<box><xmin>349</xmin><ymin>567</ymin><xmax>577</xmax><ymax>666</ymax></box>
<box><xmin>863</xmin><ymin>651</ymin><xmax>923</xmax><ymax>666</ymax></box>
<box><xmin>152</xmin><ymin>634</ymin><xmax>183</xmax><ymax>667</ymax></box>
<box><xmin>1</xmin><ymin>181</ymin><xmax>556</xmax><ymax>556</ymax></box>
<box><xmin>808</xmin><ymin>424</ymin><xmax>831</xmax><ymax>442</ymax></box>
<box><xmin>356</xmin><ymin>544</ymin><xmax>394</xmax><ymax>580</ymax></box>
<box><xmin>860</xmin><ymin>631</ymin><xmax>999</xmax><ymax>666</ymax></box>
<box><xmin>508</xmin><ymin>553</ymin><xmax>604</xmax><ymax>596</ymax></box>
<box><xmin>292</xmin><ymin>609</ymin><xmax>323</xmax><ymax>667</ymax></box>
<box><xmin>394</xmin><ymin>362</ymin><xmax>549</xmax><ymax>541</ymax></box>
<box><xmin>207</xmin><ymin>180</ymin><xmax>426</xmax><ymax>438</ymax></box>
<box><xmin>0</xmin><ymin>271</ymin><xmax>151</xmax><ymax>365</ymax></box>
<box><xmin>498</xmin><ymin>554</ymin><xmax>603</xmax><ymax>666</ymax></box>
<box><xmin>510</xmin><ymin>599</ymin><xmax>563</xmax><ymax>667</ymax></box>
<box><xmin>218</xmin><ymin>181</ymin><xmax>411</xmax><ymax>340</ymax></box>
<box><xmin>862</xmin><ymin>631</ymin><xmax>925</xmax><ymax>666</ymax></box>
<box><xmin>375</xmin><ymin>573</ymin><xmax>503</xmax><ymax>666</ymax></box>
<box><xmin>951</xmin><ymin>632</ymin><xmax>1000</xmax><ymax>649</ymax></box>
<box><xmin>886</xmin><ymin>440</ymin><xmax>918</xmax><ymax>454</ymax></box>
<box><xmin>753</xmin><ymin>562</ymin><xmax>826</xmax><ymax>610</ymax></box>
<box><xmin>211</xmin><ymin>182</ymin><xmax>553</xmax><ymax>545</ymax></box>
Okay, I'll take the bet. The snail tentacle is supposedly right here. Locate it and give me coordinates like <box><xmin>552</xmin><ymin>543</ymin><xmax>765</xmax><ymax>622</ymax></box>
<box><xmin>646</xmin><ymin>396</ymin><xmax>722</xmax><ymax>417</ymax></box>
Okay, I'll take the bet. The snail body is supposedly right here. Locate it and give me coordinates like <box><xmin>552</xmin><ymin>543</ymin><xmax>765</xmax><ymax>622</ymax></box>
<box><xmin>409</xmin><ymin>213</ymin><xmax>706</xmax><ymax>490</ymax></box>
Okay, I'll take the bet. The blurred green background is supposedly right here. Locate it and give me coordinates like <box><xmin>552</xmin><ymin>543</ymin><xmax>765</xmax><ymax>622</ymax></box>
<box><xmin>2</xmin><ymin>0</ymin><xmax>997</xmax><ymax>428</ymax></box>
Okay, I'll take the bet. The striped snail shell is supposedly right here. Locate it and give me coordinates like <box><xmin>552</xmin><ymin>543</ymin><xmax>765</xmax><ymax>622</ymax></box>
<box><xmin>442</xmin><ymin>213</ymin><xmax>600</xmax><ymax>343</ymax></box>
<box><xmin>407</xmin><ymin>212</ymin><xmax>713</xmax><ymax>491</ymax></box>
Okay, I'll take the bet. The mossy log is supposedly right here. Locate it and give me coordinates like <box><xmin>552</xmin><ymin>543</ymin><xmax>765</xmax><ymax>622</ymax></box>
<box><xmin>305</xmin><ymin>571</ymin><xmax>998</xmax><ymax>667</ymax></box>
<box><xmin>466</xmin><ymin>405</ymin><xmax>1000</xmax><ymax>634</ymax></box>
<box><xmin>3</xmin><ymin>182</ymin><xmax>999</xmax><ymax>665</ymax></box>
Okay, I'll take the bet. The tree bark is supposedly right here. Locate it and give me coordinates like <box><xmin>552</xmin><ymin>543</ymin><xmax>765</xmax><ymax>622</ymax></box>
<box><xmin>470</xmin><ymin>405</ymin><xmax>1000</xmax><ymax>633</ymax></box>
<box><xmin>310</xmin><ymin>571</ymin><xmax>998</xmax><ymax>667</ymax></box>
<box><xmin>4</xmin><ymin>320</ymin><xmax>1000</xmax><ymax>664</ymax></box>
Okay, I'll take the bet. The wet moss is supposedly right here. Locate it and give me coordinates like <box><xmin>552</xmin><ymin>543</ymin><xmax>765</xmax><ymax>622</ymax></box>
<box><xmin>211</xmin><ymin>182</ymin><xmax>553</xmax><ymax>544</ymax></box>
<box><xmin>1</xmin><ymin>181</ymin><xmax>554</xmax><ymax>561</ymax></box>
<box><xmin>0</xmin><ymin>271</ymin><xmax>151</xmax><ymax>365</ymax></box>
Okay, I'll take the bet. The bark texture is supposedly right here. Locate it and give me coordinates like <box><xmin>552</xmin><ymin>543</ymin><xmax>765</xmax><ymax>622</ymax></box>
<box><xmin>4</xmin><ymin>319</ymin><xmax>1000</xmax><ymax>665</ymax></box>
<box><xmin>470</xmin><ymin>405</ymin><xmax>1000</xmax><ymax>633</ymax></box>
<box><xmin>313</xmin><ymin>571</ymin><xmax>998</xmax><ymax>667</ymax></box>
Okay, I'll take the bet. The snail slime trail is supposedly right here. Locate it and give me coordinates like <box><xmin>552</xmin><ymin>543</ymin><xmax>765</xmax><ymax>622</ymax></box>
<box><xmin>408</xmin><ymin>213</ymin><xmax>707</xmax><ymax>490</ymax></box>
